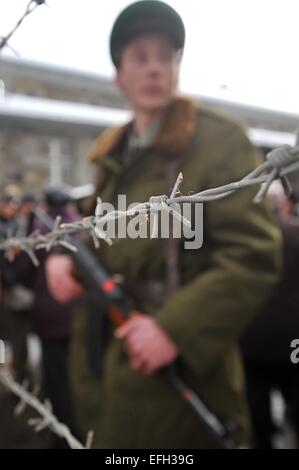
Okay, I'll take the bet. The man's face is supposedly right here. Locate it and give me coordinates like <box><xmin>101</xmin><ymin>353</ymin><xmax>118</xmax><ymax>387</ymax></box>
<box><xmin>116</xmin><ymin>34</ymin><xmax>181</xmax><ymax>113</ymax></box>
<box><xmin>0</xmin><ymin>202</ymin><xmax>17</xmax><ymax>220</ymax></box>
<box><xmin>19</xmin><ymin>202</ymin><xmax>33</xmax><ymax>216</ymax></box>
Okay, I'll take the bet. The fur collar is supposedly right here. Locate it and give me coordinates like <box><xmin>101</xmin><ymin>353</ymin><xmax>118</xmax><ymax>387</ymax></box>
<box><xmin>87</xmin><ymin>96</ymin><xmax>198</xmax><ymax>162</ymax></box>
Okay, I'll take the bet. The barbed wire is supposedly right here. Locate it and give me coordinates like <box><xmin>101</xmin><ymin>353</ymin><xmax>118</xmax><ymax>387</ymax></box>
<box><xmin>0</xmin><ymin>142</ymin><xmax>299</xmax><ymax>264</ymax></box>
<box><xmin>0</xmin><ymin>366</ymin><xmax>93</xmax><ymax>449</ymax></box>
<box><xmin>0</xmin><ymin>0</ymin><xmax>47</xmax><ymax>52</ymax></box>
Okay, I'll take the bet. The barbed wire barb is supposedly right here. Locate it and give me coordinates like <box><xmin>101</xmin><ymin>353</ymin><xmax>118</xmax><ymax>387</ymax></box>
<box><xmin>0</xmin><ymin>367</ymin><xmax>92</xmax><ymax>449</ymax></box>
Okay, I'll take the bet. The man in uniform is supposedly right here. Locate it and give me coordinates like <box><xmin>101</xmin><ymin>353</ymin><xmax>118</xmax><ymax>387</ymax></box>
<box><xmin>46</xmin><ymin>0</ymin><xmax>281</xmax><ymax>448</ymax></box>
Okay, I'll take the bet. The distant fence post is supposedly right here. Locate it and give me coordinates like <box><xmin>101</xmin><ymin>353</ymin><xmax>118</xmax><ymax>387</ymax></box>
<box><xmin>0</xmin><ymin>340</ymin><xmax>5</xmax><ymax>364</ymax></box>
<box><xmin>0</xmin><ymin>80</ymin><xmax>4</xmax><ymax>100</ymax></box>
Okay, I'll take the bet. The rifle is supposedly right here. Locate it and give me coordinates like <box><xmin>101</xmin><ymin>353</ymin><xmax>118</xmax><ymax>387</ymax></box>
<box><xmin>35</xmin><ymin>207</ymin><xmax>235</xmax><ymax>448</ymax></box>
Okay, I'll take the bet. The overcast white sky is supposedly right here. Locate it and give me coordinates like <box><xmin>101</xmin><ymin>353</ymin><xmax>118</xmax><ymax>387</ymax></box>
<box><xmin>1</xmin><ymin>0</ymin><xmax>299</xmax><ymax>113</ymax></box>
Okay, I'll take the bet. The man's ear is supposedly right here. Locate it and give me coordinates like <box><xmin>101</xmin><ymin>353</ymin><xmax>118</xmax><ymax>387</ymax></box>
<box><xmin>115</xmin><ymin>72</ymin><xmax>125</xmax><ymax>92</ymax></box>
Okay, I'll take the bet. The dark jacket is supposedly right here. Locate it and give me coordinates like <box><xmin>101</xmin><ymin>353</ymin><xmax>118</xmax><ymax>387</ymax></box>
<box><xmin>16</xmin><ymin>207</ymin><xmax>79</xmax><ymax>339</ymax></box>
<box><xmin>0</xmin><ymin>216</ymin><xmax>18</xmax><ymax>290</ymax></box>
<box><xmin>241</xmin><ymin>215</ymin><xmax>299</xmax><ymax>363</ymax></box>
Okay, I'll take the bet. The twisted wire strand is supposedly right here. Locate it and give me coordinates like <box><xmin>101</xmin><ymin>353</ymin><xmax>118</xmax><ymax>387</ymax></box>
<box><xmin>0</xmin><ymin>368</ymin><xmax>93</xmax><ymax>449</ymax></box>
<box><xmin>0</xmin><ymin>143</ymin><xmax>298</xmax><ymax>262</ymax></box>
<box><xmin>0</xmin><ymin>1</ymin><xmax>46</xmax><ymax>51</ymax></box>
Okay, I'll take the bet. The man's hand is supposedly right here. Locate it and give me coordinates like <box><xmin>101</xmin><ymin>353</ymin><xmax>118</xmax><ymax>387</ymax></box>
<box><xmin>115</xmin><ymin>314</ymin><xmax>179</xmax><ymax>375</ymax></box>
<box><xmin>45</xmin><ymin>254</ymin><xmax>84</xmax><ymax>303</ymax></box>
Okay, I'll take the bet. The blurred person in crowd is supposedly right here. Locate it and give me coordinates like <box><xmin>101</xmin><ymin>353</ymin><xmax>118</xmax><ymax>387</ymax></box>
<box><xmin>241</xmin><ymin>185</ymin><xmax>299</xmax><ymax>448</ymax></box>
<box><xmin>4</xmin><ymin>193</ymin><xmax>38</xmax><ymax>382</ymax></box>
<box><xmin>16</xmin><ymin>188</ymin><xmax>81</xmax><ymax>448</ymax></box>
<box><xmin>17</xmin><ymin>193</ymin><xmax>37</xmax><ymax>237</ymax></box>
<box><xmin>0</xmin><ymin>191</ymin><xmax>19</xmax><ymax>238</ymax></box>
<box><xmin>45</xmin><ymin>1</ymin><xmax>281</xmax><ymax>448</ymax></box>
<box><xmin>0</xmin><ymin>191</ymin><xmax>20</xmax><ymax>353</ymax></box>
